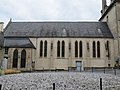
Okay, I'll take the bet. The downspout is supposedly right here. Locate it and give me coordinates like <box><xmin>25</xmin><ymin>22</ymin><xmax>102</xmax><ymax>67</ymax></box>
<box><xmin>115</xmin><ymin>3</ymin><xmax>119</xmax><ymax>56</ymax></box>
<box><xmin>31</xmin><ymin>48</ymin><xmax>32</xmax><ymax>71</ymax></box>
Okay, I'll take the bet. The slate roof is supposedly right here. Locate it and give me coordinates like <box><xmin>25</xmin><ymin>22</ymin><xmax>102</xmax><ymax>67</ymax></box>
<box><xmin>4</xmin><ymin>22</ymin><xmax>113</xmax><ymax>38</ymax></box>
<box><xmin>4</xmin><ymin>38</ymin><xmax>35</xmax><ymax>48</ymax></box>
<box><xmin>0</xmin><ymin>32</ymin><xmax>4</xmax><ymax>47</ymax></box>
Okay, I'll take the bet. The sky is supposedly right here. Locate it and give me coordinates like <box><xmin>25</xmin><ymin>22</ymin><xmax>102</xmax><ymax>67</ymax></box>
<box><xmin>0</xmin><ymin>0</ymin><xmax>111</xmax><ymax>26</ymax></box>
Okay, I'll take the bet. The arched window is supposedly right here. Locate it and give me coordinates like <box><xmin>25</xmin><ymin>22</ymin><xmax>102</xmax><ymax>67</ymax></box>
<box><xmin>40</xmin><ymin>41</ymin><xmax>43</xmax><ymax>57</ymax></box>
<box><xmin>21</xmin><ymin>49</ymin><xmax>26</xmax><ymax>68</ymax></box>
<box><xmin>79</xmin><ymin>41</ymin><xmax>82</xmax><ymax>57</ymax></box>
<box><xmin>13</xmin><ymin>49</ymin><xmax>18</xmax><ymax>68</ymax></box>
<box><xmin>93</xmin><ymin>41</ymin><xmax>96</xmax><ymax>57</ymax></box>
<box><xmin>44</xmin><ymin>41</ymin><xmax>47</xmax><ymax>57</ymax></box>
<box><xmin>75</xmin><ymin>41</ymin><xmax>78</xmax><ymax>57</ymax></box>
<box><xmin>97</xmin><ymin>41</ymin><xmax>100</xmax><ymax>58</ymax></box>
<box><xmin>62</xmin><ymin>41</ymin><xmax>65</xmax><ymax>57</ymax></box>
<box><xmin>57</xmin><ymin>41</ymin><xmax>60</xmax><ymax>57</ymax></box>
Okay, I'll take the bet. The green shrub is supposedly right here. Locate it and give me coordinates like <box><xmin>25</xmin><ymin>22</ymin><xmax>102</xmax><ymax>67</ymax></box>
<box><xmin>0</xmin><ymin>69</ymin><xmax>4</xmax><ymax>75</ymax></box>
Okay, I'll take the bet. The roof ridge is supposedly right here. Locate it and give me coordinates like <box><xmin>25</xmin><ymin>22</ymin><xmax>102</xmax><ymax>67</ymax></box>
<box><xmin>10</xmin><ymin>21</ymin><xmax>103</xmax><ymax>23</ymax></box>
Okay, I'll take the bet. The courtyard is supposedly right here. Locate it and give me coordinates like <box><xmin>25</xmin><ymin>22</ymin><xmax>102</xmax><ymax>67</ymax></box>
<box><xmin>0</xmin><ymin>72</ymin><xmax>120</xmax><ymax>90</ymax></box>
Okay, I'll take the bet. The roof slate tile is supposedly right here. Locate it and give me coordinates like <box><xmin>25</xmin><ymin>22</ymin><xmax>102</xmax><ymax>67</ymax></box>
<box><xmin>4</xmin><ymin>22</ymin><xmax>113</xmax><ymax>38</ymax></box>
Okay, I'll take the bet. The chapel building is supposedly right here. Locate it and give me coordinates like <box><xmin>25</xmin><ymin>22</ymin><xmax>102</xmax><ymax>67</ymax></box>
<box><xmin>0</xmin><ymin>0</ymin><xmax>120</xmax><ymax>71</ymax></box>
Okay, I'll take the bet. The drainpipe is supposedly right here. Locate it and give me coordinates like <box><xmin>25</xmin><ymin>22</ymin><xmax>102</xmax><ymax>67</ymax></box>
<box><xmin>115</xmin><ymin>3</ymin><xmax>119</xmax><ymax>56</ymax></box>
<box><xmin>31</xmin><ymin>48</ymin><xmax>32</xmax><ymax>71</ymax></box>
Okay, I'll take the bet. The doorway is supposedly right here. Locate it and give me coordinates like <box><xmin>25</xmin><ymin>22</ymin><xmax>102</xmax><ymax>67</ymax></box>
<box><xmin>76</xmin><ymin>61</ymin><xmax>82</xmax><ymax>72</ymax></box>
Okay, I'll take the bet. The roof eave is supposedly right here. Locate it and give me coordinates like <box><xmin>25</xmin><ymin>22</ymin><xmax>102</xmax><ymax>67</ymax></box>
<box><xmin>3</xmin><ymin>46</ymin><xmax>36</xmax><ymax>49</ymax></box>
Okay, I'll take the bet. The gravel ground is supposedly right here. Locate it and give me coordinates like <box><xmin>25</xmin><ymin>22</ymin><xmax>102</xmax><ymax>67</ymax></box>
<box><xmin>0</xmin><ymin>72</ymin><xmax>120</xmax><ymax>90</ymax></box>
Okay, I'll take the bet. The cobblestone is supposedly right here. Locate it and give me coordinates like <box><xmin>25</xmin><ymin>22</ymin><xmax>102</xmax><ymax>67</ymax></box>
<box><xmin>0</xmin><ymin>72</ymin><xmax>120</xmax><ymax>90</ymax></box>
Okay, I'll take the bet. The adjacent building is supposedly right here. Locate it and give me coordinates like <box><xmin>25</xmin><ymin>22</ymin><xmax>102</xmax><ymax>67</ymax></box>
<box><xmin>0</xmin><ymin>22</ymin><xmax>4</xmax><ymax>66</ymax></box>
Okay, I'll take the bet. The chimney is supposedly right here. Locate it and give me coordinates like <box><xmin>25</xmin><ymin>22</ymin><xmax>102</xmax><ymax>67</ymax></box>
<box><xmin>0</xmin><ymin>22</ymin><xmax>4</xmax><ymax>32</ymax></box>
<box><xmin>102</xmin><ymin>0</ymin><xmax>107</xmax><ymax>14</ymax></box>
<box><xmin>111</xmin><ymin>0</ymin><xmax>114</xmax><ymax>2</ymax></box>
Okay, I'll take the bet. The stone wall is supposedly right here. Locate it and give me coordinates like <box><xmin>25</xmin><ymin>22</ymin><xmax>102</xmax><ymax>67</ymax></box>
<box><xmin>29</xmin><ymin>38</ymin><xmax>114</xmax><ymax>71</ymax></box>
<box><xmin>7</xmin><ymin>48</ymin><xmax>32</xmax><ymax>71</ymax></box>
<box><xmin>100</xmin><ymin>1</ymin><xmax>120</xmax><ymax>62</ymax></box>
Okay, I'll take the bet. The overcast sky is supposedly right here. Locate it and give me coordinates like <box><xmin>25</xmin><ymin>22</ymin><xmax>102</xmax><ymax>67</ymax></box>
<box><xmin>0</xmin><ymin>0</ymin><xmax>111</xmax><ymax>25</ymax></box>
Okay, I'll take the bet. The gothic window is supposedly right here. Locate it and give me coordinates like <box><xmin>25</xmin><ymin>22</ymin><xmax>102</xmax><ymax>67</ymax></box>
<box><xmin>106</xmin><ymin>16</ymin><xmax>109</xmax><ymax>22</ymax></box>
<box><xmin>13</xmin><ymin>49</ymin><xmax>18</xmax><ymax>68</ymax></box>
<box><xmin>40</xmin><ymin>41</ymin><xmax>43</xmax><ymax>57</ymax></box>
<box><xmin>75</xmin><ymin>41</ymin><xmax>78</xmax><ymax>57</ymax></box>
<box><xmin>62</xmin><ymin>41</ymin><xmax>65</xmax><ymax>57</ymax></box>
<box><xmin>93</xmin><ymin>41</ymin><xmax>96</xmax><ymax>57</ymax></box>
<box><xmin>21</xmin><ymin>49</ymin><xmax>26</xmax><ymax>68</ymax></box>
<box><xmin>79</xmin><ymin>41</ymin><xmax>82</xmax><ymax>57</ymax></box>
<box><xmin>97</xmin><ymin>41</ymin><xmax>100</xmax><ymax>58</ymax></box>
<box><xmin>44</xmin><ymin>41</ymin><xmax>47</xmax><ymax>57</ymax></box>
<box><xmin>57</xmin><ymin>41</ymin><xmax>60</xmax><ymax>57</ymax></box>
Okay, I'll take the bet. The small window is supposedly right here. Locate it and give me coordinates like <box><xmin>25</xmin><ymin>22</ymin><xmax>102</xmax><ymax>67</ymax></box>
<box><xmin>108</xmin><ymin>64</ymin><xmax>110</xmax><ymax>67</ymax></box>
<box><xmin>107</xmin><ymin>16</ymin><xmax>109</xmax><ymax>22</ymax></box>
<box><xmin>106</xmin><ymin>41</ymin><xmax>109</xmax><ymax>50</ymax></box>
<box><xmin>5</xmin><ymin>48</ymin><xmax>9</xmax><ymax>54</ymax></box>
<box><xmin>69</xmin><ymin>42</ymin><xmax>71</xmax><ymax>50</ymax></box>
<box><xmin>106</xmin><ymin>41</ymin><xmax>110</xmax><ymax>58</ymax></box>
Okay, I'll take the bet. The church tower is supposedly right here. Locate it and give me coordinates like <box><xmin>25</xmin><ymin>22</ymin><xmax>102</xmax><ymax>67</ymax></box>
<box><xmin>101</xmin><ymin>0</ymin><xmax>107</xmax><ymax>14</ymax></box>
<box><xmin>99</xmin><ymin>0</ymin><xmax>120</xmax><ymax>62</ymax></box>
